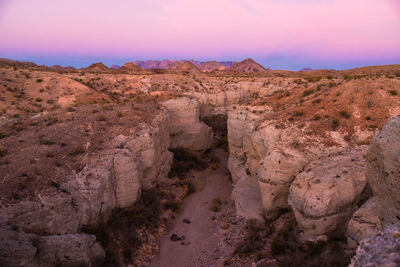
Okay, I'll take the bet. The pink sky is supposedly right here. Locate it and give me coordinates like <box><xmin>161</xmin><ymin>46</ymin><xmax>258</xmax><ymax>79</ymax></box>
<box><xmin>0</xmin><ymin>0</ymin><xmax>399</xmax><ymax>69</ymax></box>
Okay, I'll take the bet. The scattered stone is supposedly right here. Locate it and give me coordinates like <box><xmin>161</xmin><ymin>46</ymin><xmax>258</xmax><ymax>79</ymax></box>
<box><xmin>170</xmin><ymin>233</ymin><xmax>185</xmax><ymax>241</ymax></box>
<box><xmin>183</xmin><ymin>218</ymin><xmax>191</xmax><ymax>224</ymax></box>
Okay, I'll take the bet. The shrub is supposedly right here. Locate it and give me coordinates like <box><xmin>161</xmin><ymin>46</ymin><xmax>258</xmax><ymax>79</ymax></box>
<box><xmin>389</xmin><ymin>90</ymin><xmax>398</xmax><ymax>96</ymax></box>
<box><xmin>271</xmin><ymin>236</ymin><xmax>290</xmax><ymax>255</ymax></box>
<box><xmin>117</xmin><ymin>112</ymin><xmax>123</xmax><ymax>118</ymax></box>
<box><xmin>36</xmin><ymin>78</ymin><xmax>43</xmax><ymax>83</ymax></box>
<box><xmin>234</xmin><ymin>220</ymin><xmax>271</xmax><ymax>256</ymax></box>
<box><xmin>302</xmin><ymin>89</ymin><xmax>314</xmax><ymax>97</ymax></box>
<box><xmin>67</xmin><ymin>107</ymin><xmax>75</xmax><ymax>112</ymax></box>
<box><xmin>35</xmin><ymin>97</ymin><xmax>42</xmax><ymax>102</ymax></box>
<box><xmin>46</xmin><ymin>99</ymin><xmax>54</xmax><ymax>104</ymax></box>
<box><xmin>98</xmin><ymin>115</ymin><xmax>107</xmax><ymax>121</ymax></box>
<box><xmin>312</xmin><ymin>98</ymin><xmax>321</xmax><ymax>104</ymax></box>
<box><xmin>210</xmin><ymin>197</ymin><xmax>222</xmax><ymax>212</ymax></box>
<box><xmin>305</xmin><ymin>76</ymin><xmax>322</xmax><ymax>83</ymax></box>
<box><xmin>162</xmin><ymin>200</ymin><xmax>180</xmax><ymax>212</ymax></box>
<box><xmin>331</xmin><ymin>118</ymin><xmax>339</xmax><ymax>130</ymax></box>
<box><xmin>306</xmin><ymin>241</ymin><xmax>326</xmax><ymax>256</ymax></box>
<box><xmin>216</xmin><ymin>135</ymin><xmax>228</xmax><ymax>152</ymax></box>
<box><xmin>293</xmin><ymin>110</ymin><xmax>305</xmax><ymax>116</ymax></box>
<box><xmin>312</xmin><ymin>114</ymin><xmax>321</xmax><ymax>121</ymax></box>
<box><xmin>82</xmin><ymin>188</ymin><xmax>161</xmax><ymax>265</ymax></box>
<box><xmin>339</xmin><ymin>110</ymin><xmax>350</xmax><ymax>119</ymax></box>
<box><xmin>0</xmin><ymin>149</ymin><xmax>7</xmax><ymax>157</ymax></box>
<box><xmin>73</xmin><ymin>146</ymin><xmax>86</xmax><ymax>155</ymax></box>
<box><xmin>168</xmin><ymin>148</ymin><xmax>208</xmax><ymax>178</ymax></box>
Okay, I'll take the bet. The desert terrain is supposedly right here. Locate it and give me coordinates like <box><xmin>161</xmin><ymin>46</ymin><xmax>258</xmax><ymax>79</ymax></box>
<box><xmin>0</xmin><ymin>58</ymin><xmax>399</xmax><ymax>266</ymax></box>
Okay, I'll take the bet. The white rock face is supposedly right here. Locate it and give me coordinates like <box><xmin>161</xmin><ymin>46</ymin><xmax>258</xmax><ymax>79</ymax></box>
<box><xmin>258</xmin><ymin>148</ymin><xmax>308</xmax><ymax>218</ymax></box>
<box><xmin>64</xmin><ymin>149</ymin><xmax>142</xmax><ymax>226</ymax></box>
<box><xmin>288</xmin><ymin>147</ymin><xmax>368</xmax><ymax>240</ymax></box>
<box><xmin>227</xmin><ymin>106</ymin><xmax>310</xmax><ymax>219</ymax></box>
<box><xmin>346</xmin><ymin>197</ymin><xmax>383</xmax><ymax>247</ymax></box>
<box><xmin>365</xmin><ymin>116</ymin><xmax>400</xmax><ymax>225</ymax></box>
<box><xmin>189</xmin><ymin>89</ymin><xmax>250</xmax><ymax>117</ymax></box>
<box><xmin>227</xmin><ymin>106</ymin><xmax>265</xmax><ymax>159</ymax></box>
<box><xmin>229</xmin><ymin>155</ymin><xmax>263</xmax><ymax>220</ymax></box>
<box><xmin>112</xmin><ymin>111</ymin><xmax>173</xmax><ymax>188</ymax></box>
<box><xmin>161</xmin><ymin>97</ymin><xmax>213</xmax><ymax>151</ymax></box>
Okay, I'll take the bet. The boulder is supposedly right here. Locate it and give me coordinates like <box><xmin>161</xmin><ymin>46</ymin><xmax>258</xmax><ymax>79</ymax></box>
<box><xmin>346</xmin><ymin>197</ymin><xmax>383</xmax><ymax>248</ymax></box>
<box><xmin>258</xmin><ymin>148</ymin><xmax>308</xmax><ymax>219</ymax></box>
<box><xmin>350</xmin><ymin>224</ymin><xmax>400</xmax><ymax>267</ymax></box>
<box><xmin>288</xmin><ymin>147</ymin><xmax>367</xmax><ymax>240</ymax></box>
<box><xmin>366</xmin><ymin>116</ymin><xmax>400</xmax><ymax>225</ymax></box>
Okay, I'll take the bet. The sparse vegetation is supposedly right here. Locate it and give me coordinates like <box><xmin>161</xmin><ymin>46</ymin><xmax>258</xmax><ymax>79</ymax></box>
<box><xmin>331</xmin><ymin>118</ymin><xmax>339</xmax><ymax>130</ymax></box>
<box><xmin>293</xmin><ymin>110</ymin><xmax>305</xmax><ymax>116</ymax></box>
<box><xmin>302</xmin><ymin>89</ymin><xmax>314</xmax><ymax>97</ymax></box>
<box><xmin>339</xmin><ymin>110</ymin><xmax>350</xmax><ymax>119</ymax></box>
<box><xmin>168</xmin><ymin>148</ymin><xmax>208</xmax><ymax>178</ymax></box>
<box><xmin>210</xmin><ymin>197</ymin><xmax>222</xmax><ymax>212</ymax></box>
<box><xmin>73</xmin><ymin>145</ymin><xmax>86</xmax><ymax>155</ymax></box>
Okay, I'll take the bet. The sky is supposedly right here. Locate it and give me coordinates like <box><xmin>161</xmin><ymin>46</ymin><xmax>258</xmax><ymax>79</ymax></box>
<box><xmin>0</xmin><ymin>0</ymin><xmax>399</xmax><ymax>70</ymax></box>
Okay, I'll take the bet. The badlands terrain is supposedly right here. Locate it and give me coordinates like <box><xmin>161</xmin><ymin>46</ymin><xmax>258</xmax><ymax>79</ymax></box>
<box><xmin>0</xmin><ymin>58</ymin><xmax>399</xmax><ymax>266</ymax></box>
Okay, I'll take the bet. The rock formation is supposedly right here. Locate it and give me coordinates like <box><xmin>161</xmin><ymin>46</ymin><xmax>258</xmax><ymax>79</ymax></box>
<box><xmin>350</xmin><ymin>224</ymin><xmax>400</xmax><ymax>267</ymax></box>
<box><xmin>289</xmin><ymin>147</ymin><xmax>368</xmax><ymax>240</ymax></box>
<box><xmin>161</xmin><ymin>97</ymin><xmax>213</xmax><ymax>151</ymax></box>
<box><xmin>365</xmin><ymin>116</ymin><xmax>400</xmax><ymax>225</ymax></box>
<box><xmin>346</xmin><ymin>116</ymin><xmax>400</xmax><ymax>247</ymax></box>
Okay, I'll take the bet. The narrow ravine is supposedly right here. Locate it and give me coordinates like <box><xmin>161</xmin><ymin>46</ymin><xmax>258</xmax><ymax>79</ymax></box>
<box><xmin>149</xmin><ymin>148</ymin><xmax>234</xmax><ymax>267</ymax></box>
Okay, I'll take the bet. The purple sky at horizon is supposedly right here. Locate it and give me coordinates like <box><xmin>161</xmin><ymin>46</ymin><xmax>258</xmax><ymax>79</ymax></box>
<box><xmin>0</xmin><ymin>0</ymin><xmax>399</xmax><ymax>70</ymax></box>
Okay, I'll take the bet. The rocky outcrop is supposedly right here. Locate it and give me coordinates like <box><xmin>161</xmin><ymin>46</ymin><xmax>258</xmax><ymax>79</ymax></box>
<box><xmin>288</xmin><ymin>147</ymin><xmax>367</xmax><ymax>240</ymax></box>
<box><xmin>350</xmin><ymin>224</ymin><xmax>400</xmax><ymax>267</ymax></box>
<box><xmin>346</xmin><ymin>116</ymin><xmax>400</xmax><ymax>248</ymax></box>
<box><xmin>0</xmin><ymin>191</ymin><xmax>80</xmax><ymax>235</ymax></box>
<box><xmin>0</xmin><ymin>110</ymin><xmax>175</xmax><ymax>266</ymax></box>
<box><xmin>63</xmin><ymin>149</ymin><xmax>142</xmax><ymax>226</ymax></box>
<box><xmin>227</xmin><ymin>106</ymin><xmax>264</xmax><ymax>219</ymax></box>
<box><xmin>161</xmin><ymin>97</ymin><xmax>213</xmax><ymax>151</ymax></box>
<box><xmin>346</xmin><ymin>197</ymin><xmax>382</xmax><ymax>247</ymax></box>
<box><xmin>365</xmin><ymin>116</ymin><xmax>400</xmax><ymax>226</ymax></box>
<box><xmin>112</xmin><ymin>111</ymin><xmax>172</xmax><ymax>188</ymax></box>
<box><xmin>0</xmin><ymin>227</ymin><xmax>105</xmax><ymax>267</ymax></box>
<box><xmin>227</xmin><ymin>105</ymin><xmax>313</xmax><ymax>219</ymax></box>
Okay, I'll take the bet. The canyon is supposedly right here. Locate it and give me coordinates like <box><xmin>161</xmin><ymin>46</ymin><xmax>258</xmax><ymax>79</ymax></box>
<box><xmin>0</xmin><ymin>59</ymin><xmax>399</xmax><ymax>266</ymax></box>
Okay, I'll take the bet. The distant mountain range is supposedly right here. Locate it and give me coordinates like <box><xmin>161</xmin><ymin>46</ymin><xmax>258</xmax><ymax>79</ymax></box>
<box><xmin>0</xmin><ymin>58</ymin><xmax>273</xmax><ymax>73</ymax></box>
<box><xmin>131</xmin><ymin>59</ymin><xmax>234</xmax><ymax>72</ymax></box>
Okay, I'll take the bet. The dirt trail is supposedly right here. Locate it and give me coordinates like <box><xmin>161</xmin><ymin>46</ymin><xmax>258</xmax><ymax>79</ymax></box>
<box><xmin>149</xmin><ymin>148</ymin><xmax>235</xmax><ymax>267</ymax></box>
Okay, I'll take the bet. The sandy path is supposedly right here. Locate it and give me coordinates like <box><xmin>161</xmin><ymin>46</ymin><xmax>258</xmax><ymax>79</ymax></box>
<box><xmin>149</xmin><ymin>148</ymin><xmax>234</xmax><ymax>267</ymax></box>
